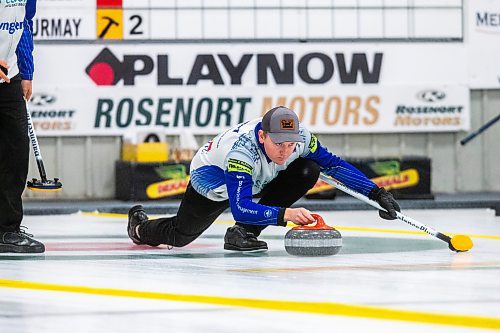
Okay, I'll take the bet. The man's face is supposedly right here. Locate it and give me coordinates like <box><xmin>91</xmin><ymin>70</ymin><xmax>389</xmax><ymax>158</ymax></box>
<box><xmin>258</xmin><ymin>130</ymin><xmax>297</xmax><ymax>165</ymax></box>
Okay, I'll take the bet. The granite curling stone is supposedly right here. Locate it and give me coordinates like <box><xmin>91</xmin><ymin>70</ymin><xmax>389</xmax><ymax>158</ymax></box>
<box><xmin>284</xmin><ymin>214</ymin><xmax>342</xmax><ymax>256</ymax></box>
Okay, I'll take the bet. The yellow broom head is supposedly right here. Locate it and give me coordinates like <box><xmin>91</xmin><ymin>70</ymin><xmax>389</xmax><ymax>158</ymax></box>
<box><xmin>449</xmin><ymin>235</ymin><xmax>473</xmax><ymax>252</ymax></box>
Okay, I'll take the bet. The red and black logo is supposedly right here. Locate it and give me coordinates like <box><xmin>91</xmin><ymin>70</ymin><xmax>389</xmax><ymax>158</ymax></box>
<box><xmin>85</xmin><ymin>48</ymin><xmax>153</xmax><ymax>86</ymax></box>
<box><xmin>85</xmin><ymin>48</ymin><xmax>122</xmax><ymax>85</ymax></box>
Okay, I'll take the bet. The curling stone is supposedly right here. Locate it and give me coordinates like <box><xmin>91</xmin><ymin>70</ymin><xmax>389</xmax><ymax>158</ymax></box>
<box><xmin>284</xmin><ymin>214</ymin><xmax>342</xmax><ymax>256</ymax></box>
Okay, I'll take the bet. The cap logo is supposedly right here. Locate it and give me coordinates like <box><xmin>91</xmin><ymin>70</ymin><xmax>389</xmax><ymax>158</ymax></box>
<box><xmin>280</xmin><ymin>118</ymin><xmax>296</xmax><ymax>131</ymax></box>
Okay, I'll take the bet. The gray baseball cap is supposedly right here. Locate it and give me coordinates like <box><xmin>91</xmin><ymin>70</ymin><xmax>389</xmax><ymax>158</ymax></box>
<box><xmin>261</xmin><ymin>106</ymin><xmax>301</xmax><ymax>143</ymax></box>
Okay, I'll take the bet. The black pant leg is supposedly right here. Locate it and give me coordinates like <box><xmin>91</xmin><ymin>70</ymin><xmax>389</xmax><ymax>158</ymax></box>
<box><xmin>139</xmin><ymin>183</ymin><xmax>229</xmax><ymax>247</ymax></box>
<box><xmin>0</xmin><ymin>79</ymin><xmax>29</xmax><ymax>232</ymax></box>
<box><xmin>236</xmin><ymin>158</ymin><xmax>320</xmax><ymax>236</ymax></box>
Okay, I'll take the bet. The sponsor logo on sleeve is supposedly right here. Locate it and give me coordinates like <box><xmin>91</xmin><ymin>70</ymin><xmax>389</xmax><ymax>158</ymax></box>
<box><xmin>227</xmin><ymin>158</ymin><xmax>253</xmax><ymax>175</ymax></box>
<box><xmin>0</xmin><ymin>21</ymin><xmax>24</xmax><ymax>34</ymax></box>
<box><xmin>308</xmin><ymin>134</ymin><xmax>318</xmax><ymax>153</ymax></box>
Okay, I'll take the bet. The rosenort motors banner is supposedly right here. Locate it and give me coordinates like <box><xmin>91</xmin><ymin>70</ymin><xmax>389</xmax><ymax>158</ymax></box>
<box><xmin>30</xmin><ymin>43</ymin><xmax>469</xmax><ymax>136</ymax></box>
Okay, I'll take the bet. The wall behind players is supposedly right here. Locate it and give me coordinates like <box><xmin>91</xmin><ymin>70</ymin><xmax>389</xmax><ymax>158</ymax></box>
<box><xmin>25</xmin><ymin>0</ymin><xmax>500</xmax><ymax>197</ymax></box>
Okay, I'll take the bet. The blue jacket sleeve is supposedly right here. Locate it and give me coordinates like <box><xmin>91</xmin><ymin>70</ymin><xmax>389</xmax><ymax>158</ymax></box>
<box><xmin>304</xmin><ymin>135</ymin><xmax>377</xmax><ymax>197</ymax></box>
<box><xmin>225</xmin><ymin>170</ymin><xmax>286</xmax><ymax>226</ymax></box>
<box><xmin>16</xmin><ymin>0</ymin><xmax>36</xmax><ymax>80</ymax></box>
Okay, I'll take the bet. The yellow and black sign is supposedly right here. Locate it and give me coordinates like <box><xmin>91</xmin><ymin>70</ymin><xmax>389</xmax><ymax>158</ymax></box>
<box><xmin>146</xmin><ymin>177</ymin><xmax>190</xmax><ymax>199</ymax></box>
<box><xmin>371</xmin><ymin>169</ymin><xmax>419</xmax><ymax>190</ymax></box>
<box><xmin>306</xmin><ymin>157</ymin><xmax>432</xmax><ymax>200</ymax></box>
<box><xmin>115</xmin><ymin>161</ymin><xmax>191</xmax><ymax>201</ymax></box>
<box><xmin>96</xmin><ymin>9</ymin><xmax>123</xmax><ymax>40</ymax></box>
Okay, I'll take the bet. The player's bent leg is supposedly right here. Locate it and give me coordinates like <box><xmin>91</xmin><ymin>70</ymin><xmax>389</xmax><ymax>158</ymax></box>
<box><xmin>128</xmin><ymin>183</ymin><xmax>229</xmax><ymax>248</ymax></box>
<box><xmin>128</xmin><ymin>206</ymin><xmax>200</xmax><ymax>247</ymax></box>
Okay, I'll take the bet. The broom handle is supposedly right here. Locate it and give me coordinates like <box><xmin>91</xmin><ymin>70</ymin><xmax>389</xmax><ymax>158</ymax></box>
<box><xmin>460</xmin><ymin>113</ymin><xmax>500</xmax><ymax>146</ymax></box>
<box><xmin>26</xmin><ymin>101</ymin><xmax>48</xmax><ymax>182</ymax></box>
<box><xmin>318</xmin><ymin>174</ymin><xmax>449</xmax><ymax>241</ymax></box>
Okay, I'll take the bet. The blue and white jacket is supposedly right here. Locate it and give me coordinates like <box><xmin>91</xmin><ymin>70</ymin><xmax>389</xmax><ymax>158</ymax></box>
<box><xmin>0</xmin><ymin>0</ymin><xmax>36</xmax><ymax>82</ymax></box>
<box><xmin>190</xmin><ymin>118</ymin><xmax>376</xmax><ymax>226</ymax></box>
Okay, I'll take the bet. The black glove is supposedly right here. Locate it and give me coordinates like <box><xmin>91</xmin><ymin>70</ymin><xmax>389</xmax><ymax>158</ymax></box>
<box><xmin>368</xmin><ymin>186</ymin><xmax>401</xmax><ymax>220</ymax></box>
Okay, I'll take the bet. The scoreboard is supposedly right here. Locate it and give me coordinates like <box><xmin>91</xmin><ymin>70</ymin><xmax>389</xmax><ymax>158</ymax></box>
<box><xmin>35</xmin><ymin>0</ymin><xmax>191</xmax><ymax>40</ymax></box>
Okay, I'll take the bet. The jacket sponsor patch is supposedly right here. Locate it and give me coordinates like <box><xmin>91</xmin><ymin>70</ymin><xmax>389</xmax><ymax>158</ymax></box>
<box><xmin>309</xmin><ymin>134</ymin><xmax>318</xmax><ymax>153</ymax></box>
<box><xmin>227</xmin><ymin>159</ymin><xmax>253</xmax><ymax>175</ymax></box>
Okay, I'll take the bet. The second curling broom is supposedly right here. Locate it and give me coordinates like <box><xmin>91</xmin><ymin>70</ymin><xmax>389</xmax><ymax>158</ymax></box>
<box><xmin>26</xmin><ymin>101</ymin><xmax>62</xmax><ymax>192</ymax></box>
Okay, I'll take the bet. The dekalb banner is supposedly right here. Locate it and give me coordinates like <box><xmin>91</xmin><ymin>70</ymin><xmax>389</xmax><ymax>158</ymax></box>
<box><xmin>31</xmin><ymin>43</ymin><xmax>469</xmax><ymax>136</ymax></box>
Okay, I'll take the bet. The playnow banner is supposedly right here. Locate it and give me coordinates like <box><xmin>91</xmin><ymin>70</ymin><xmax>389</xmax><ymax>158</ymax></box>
<box><xmin>31</xmin><ymin>43</ymin><xmax>469</xmax><ymax>136</ymax></box>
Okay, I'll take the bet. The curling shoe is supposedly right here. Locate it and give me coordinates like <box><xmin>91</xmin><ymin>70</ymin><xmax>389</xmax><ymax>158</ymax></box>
<box><xmin>224</xmin><ymin>225</ymin><xmax>268</xmax><ymax>252</ymax></box>
<box><xmin>128</xmin><ymin>205</ymin><xmax>148</xmax><ymax>245</ymax></box>
<box><xmin>0</xmin><ymin>228</ymin><xmax>45</xmax><ymax>253</ymax></box>
<box><xmin>127</xmin><ymin>205</ymin><xmax>161</xmax><ymax>247</ymax></box>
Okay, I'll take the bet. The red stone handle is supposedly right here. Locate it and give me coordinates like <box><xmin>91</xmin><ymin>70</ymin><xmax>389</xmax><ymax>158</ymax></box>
<box><xmin>292</xmin><ymin>213</ymin><xmax>333</xmax><ymax>230</ymax></box>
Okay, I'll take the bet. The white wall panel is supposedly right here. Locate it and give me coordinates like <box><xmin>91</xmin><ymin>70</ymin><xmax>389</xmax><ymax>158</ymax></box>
<box><xmin>150</xmin><ymin>9</ymin><xmax>176</xmax><ymax>39</ymax></box>
<box><xmin>456</xmin><ymin>91</ymin><xmax>485</xmax><ymax>191</ymax></box>
<box><xmin>177</xmin><ymin>0</ymin><xmax>203</xmax><ymax>8</ymax></box>
<box><xmin>123</xmin><ymin>0</ymin><xmax>150</xmax><ymax>8</ymax></box>
<box><xmin>383</xmin><ymin>0</ymin><xmax>408</xmax><ymax>6</ymax></box>
<box><xmin>414</xmin><ymin>9</ymin><xmax>462</xmax><ymax>38</ymax></box>
<box><xmin>203</xmin><ymin>0</ymin><xmax>228</xmax><ymax>7</ymax></box>
<box><xmin>229</xmin><ymin>0</ymin><xmax>254</xmax><ymax>8</ymax></box>
<box><xmin>229</xmin><ymin>10</ymin><xmax>255</xmax><ymax>38</ymax></box>
<box><xmin>149</xmin><ymin>0</ymin><xmax>176</xmax><ymax>7</ymax></box>
<box><xmin>417</xmin><ymin>0</ymin><xmax>461</xmax><ymax>6</ymax></box>
<box><xmin>482</xmin><ymin>90</ymin><xmax>500</xmax><ymax>191</ymax></box>
<box><xmin>307</xmin><ymin>9</ymin><xmax>334</xmax><ymax>39</ymax></box>
<box><xmin>361</xmin><ymin>0</ymin><xmax>384</xmax><ymax>6</ymax></box>
<box><xmin>203</xmin><ymin>9</ymin><xmax>230</xmax><ymax>39</ymax></box>
<box><xmin>255</xmin><ymin>0</ymin><xmax>280</xmax><ymax>7</ymax></box>
<box><xmin>384</xmin><ymin>9</ymin><xmax>408</xmax><ymax>38</ymax></box>
<box><xmin>177</xmin><ymin>9</ymin><xmax>203</xmax><ymax>39</ymax></box>
<box><xmin>308</xmin><ymin>0</ymin><xmax>333</xmax><ymax>6</ymax></box>
<box><xmin>333</xmin><ymin>0</ymin><xmax>358</xmax><ymax>7</ymax></box>
<box><xmin>255</xmin><ymin>9</ymin><xmax>281</xmax><ymax>38</ymax></box>
<box><xmin>282</xmin><ymin>9</ymin><xmax>306</xmax><ymax>39</ymax></box>
<box><xmin>359</xmin><ymin>9</ymin><xmax>383</xmax><ymax>38</ymax></box>
<box><xmin>333</xmin><ymin>9</ymin><xmax>358</xmax><ymax>38</ymax></box>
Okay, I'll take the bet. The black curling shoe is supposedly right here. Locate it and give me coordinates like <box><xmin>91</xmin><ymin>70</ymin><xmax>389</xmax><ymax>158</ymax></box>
<box><xmin>224</xmin><ymin>225</ymin><xmax>268</xmax><ymax>252</ymax></box>
<box><xmin>128</xmin><ymin>205</ymin><xmax>148</xmax><ymax>245</ymax></box>
<box><xmin>127</xmin><ymin>205</ymin><xmax>161</xmax><ymax>247</ymax></box>
<box><xmin>0</xmin><ymin>228</ymin><xmax>45</xmax><ymax>253</ymax></box>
